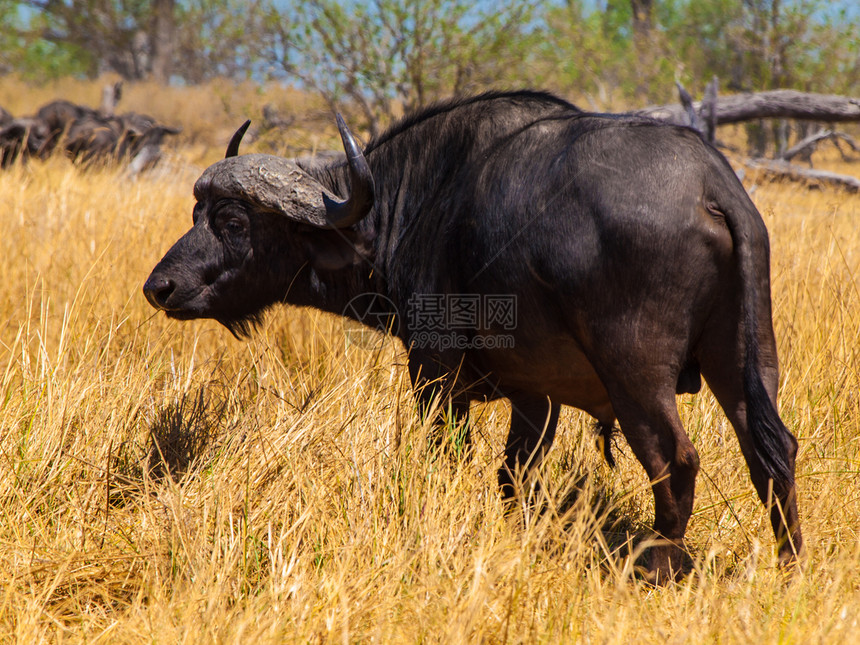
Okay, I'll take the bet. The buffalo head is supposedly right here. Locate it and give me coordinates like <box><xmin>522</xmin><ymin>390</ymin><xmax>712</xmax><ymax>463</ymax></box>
<box><xmin>0</xmin><ymin>117</ymin><xmax>51</xmax><ymax>166</ymax></box>
<box><xmin>143</xmin><ymin>116</ymin><xmax>375</xmax><ymax>336</ymax></box>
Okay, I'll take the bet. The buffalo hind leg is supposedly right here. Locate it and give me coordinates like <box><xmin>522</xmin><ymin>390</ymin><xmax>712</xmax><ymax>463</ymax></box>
<box><xmin>499</xmin><ymin>394</ymin><xmax>560</xmax><ymax>502</ymax></box>
<box><xmin>603</xmin><ymin>380</ymin><xmax>701</xmax><ymax>583</ymax></box>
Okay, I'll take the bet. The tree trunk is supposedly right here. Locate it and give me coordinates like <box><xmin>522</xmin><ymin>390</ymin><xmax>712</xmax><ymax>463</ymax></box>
<box><xmin>151</xmin><ymin>0</ymin><xmax>176</xmax><ymax>84</ymax></box>
<box><xmin>630</xmin><ymin>0</ymin><xmax>654</xmax><ymax>101</ymax></box>
<box><xmin>631</xmin><ymin>0</ymin><xmax>653</xmax><ymax>41</ymax></box>
<box><xmin>702</xmin><ymin>76</ymin><xmax>718</xmax><ymax>144</ymax></box>
<box><xmin>99</xmin><ymin>81</ymin><xmax>123</xmax><ymax>117</ymax></box>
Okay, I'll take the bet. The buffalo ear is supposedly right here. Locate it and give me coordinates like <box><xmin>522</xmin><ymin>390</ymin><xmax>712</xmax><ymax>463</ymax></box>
<box><xmin>301</xmin><ymin>229</ymin><xmax>373</xmax><ymax>272</ymax></box>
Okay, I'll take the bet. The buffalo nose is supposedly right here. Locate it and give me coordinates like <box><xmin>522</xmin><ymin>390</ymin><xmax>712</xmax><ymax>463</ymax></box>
<box><xmin>143</xmin><ymin>275</ymin><xmax>175</xmax><ymax>310</ymax></box>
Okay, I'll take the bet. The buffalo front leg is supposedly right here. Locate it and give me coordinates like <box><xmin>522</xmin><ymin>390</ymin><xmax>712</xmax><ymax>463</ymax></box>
<box><xmin>407</xmin><ymin>352</ymin><xmax>471</xmax><ymax>454</ymax></box>
<box><xmin>499</xmin><ymin>394</ymin><xmax>560</xmax><ymax>501</ymax></box>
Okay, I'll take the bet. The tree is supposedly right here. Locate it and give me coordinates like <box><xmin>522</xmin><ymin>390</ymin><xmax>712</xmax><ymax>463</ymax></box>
<box><xmin>1</xmin><ymin>0</ymin><xmax>262</xmax><ymax>83</ymax></box>
<box><xmin>538</xmin><ymin>0</ymin><xmax>859</xmax><ymax>109</ymax></box>
<box><xmin>15</xmin><ymin>1</ymin><xmax>154</xmax><ymax>80</ymax></box>
<box><xmin>665</xmin><ymin>0</ymin><xmax>860</xmax><ymax>95</ymax></box>
<box><xmin>170</xmin><ymin>0</ymin><xmax>263</xmax><ymax>83</ymax></box>
<box><xmin>252</xmin><ymin>0</ymin><xmax>539</xmax><ymax>135</ymax></box>
<box><xmin>0</xmin><ymin>1</ymin><xmax>20</xmax><ymax>74</ymax></box>
<box><xmin>0</xmin><ymin>1</ymin><xmax>91</xmax><ymax>78</ymax></box>
<box><xmin>664</xmin><ymin>0</ymin><xmax>860</xmax><ymax>154</ymax></box>
<box><xmin>2</xmin><ymin>0</ymin><xmax>857</xmax><ymax>122</ymax></box>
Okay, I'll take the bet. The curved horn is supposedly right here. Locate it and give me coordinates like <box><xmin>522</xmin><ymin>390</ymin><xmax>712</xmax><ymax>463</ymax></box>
<box><xmin>225</xmin><ymin>120</ymin><xmax>251</xmax><ymax>158</ymax></box>
<box><xmin>322</xmin><ymin>114</ymin><xmax>375</xmax><ymax>228</ymax></box>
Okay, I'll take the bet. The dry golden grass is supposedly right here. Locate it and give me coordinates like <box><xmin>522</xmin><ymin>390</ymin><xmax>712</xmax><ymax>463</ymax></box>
<box><xmin>1</xmin><ymin>79</ymin><xmax>860</xmax><ymax>643</ymax></box>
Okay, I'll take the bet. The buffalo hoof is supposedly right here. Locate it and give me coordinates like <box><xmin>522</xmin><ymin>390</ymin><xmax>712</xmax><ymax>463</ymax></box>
<box><xmin>635</xmin><ymin>541</ymin><xmax>691</xmax><ymax>586</ymax></box>
<box><xmin>777</xmin><ymin>545</ymin><xmax>804</xmax><ymax>578</ymax></box>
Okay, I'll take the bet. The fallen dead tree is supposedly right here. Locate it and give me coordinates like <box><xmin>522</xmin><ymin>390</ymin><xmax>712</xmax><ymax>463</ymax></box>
<box><xmin>743</xmin><ymin>158</ymin><xmax>860</xmax><ymax>193</ymax></box>
<box><xmin>637</xmin><ymin>89</ymin><xmax>860</xmax><ymax>127</ymax></box>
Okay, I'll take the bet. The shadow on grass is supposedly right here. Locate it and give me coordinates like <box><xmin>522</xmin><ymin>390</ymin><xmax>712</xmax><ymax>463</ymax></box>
<box><xmin>107</xmin><ymin>386</ymin><xmax>227</xmax><ymax>507</ymax></box>
<box><xmin>146</xmin><ymin>387</ymin><xmax>225</xmax><ymax>482</ymax></box>
<box><xmin>533</xmin><ymin>449</ymin><xmax>696</xmax><ymax>583</ymax></box>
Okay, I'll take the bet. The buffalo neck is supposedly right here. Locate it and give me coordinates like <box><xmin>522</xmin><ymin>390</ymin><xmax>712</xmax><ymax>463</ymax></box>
<box><xmin>288</xmin><ymin>257</ymin><xmax>379</xmax><ymax>325</ymax></box>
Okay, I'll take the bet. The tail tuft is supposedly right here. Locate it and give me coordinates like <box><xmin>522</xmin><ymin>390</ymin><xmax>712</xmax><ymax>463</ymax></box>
<box><xmin>743</xmin><ymin>323</ymin><xmax>795</xmax><ymax>496</ymax></box>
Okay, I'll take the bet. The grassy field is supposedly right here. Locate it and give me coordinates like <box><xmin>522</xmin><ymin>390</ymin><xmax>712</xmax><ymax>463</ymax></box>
<box><xmin>1</xmin><ymin>78</ymin><xmax>860</xmax><ymax>643</ymax></box>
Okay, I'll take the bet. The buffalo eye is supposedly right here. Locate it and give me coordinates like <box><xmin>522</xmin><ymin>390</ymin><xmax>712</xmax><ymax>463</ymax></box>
<box><xmin>219</xmin><ymin>217</ymin><xmax>246</xmax><ymax>236</ymax></box>
<box><xmin>212</xmin><ymin>202</ymin><xmax>249</xmax><ymax>239</ymax></box>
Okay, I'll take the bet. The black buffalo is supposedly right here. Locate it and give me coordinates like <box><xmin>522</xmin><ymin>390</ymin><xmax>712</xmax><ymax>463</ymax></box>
<box><xmin>36</xmin><ymin>83</ymin><xmax>122</xmax><ymax>156</ymax></box>
<box><xmin>1</xmin><ymin>90</ymin><xmax>179</xmax><ymax>170</ymax></box>
<box><xmin>36</xmin><ymin>99</ymin><xmax>99</xmax><ymax>156</ymax></box>
<box><xmin>64</xmin><ymin>112</ymin><xmax>180</xmax><ymax>168</ymax></box>
<box><xmin>143</xmin><ymin>91</ymin><xmax>802</xmax><ymax>582</ymax></box>
<box><xmin>0</xmin><ymin>116</ymin><xmax>51</xmax><ymax>167</ymax></box>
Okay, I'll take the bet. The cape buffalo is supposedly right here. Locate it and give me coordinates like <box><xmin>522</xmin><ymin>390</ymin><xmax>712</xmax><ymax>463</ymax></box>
<box><xmin>35</xmin><ymin>83</ymin><xmax>122</xmax><ymax>157</ymax></box>
<box><xmin>0</xmin><ymin>116</ymin><xmax>51</xmax><ymax>167</ymax></box>
<box><xmin>143</xmin><ymin>90</ymin><xmax>802</xmax><ymax>582</ymax></box>
<box><xmin>36</xmin><ymin>99</ymin><xmax>97</xmax><ymax>153</ymax></box>
<box><xmin>64</xmin><ymin>113</ymin><xmax>180</xmax><ymax>167</ymax></box>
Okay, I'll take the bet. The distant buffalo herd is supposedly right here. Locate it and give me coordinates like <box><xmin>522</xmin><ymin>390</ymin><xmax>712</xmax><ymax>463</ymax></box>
<box><xmin>1</xmin><ymin>82</ymin><xmax>180</xmax><ymax>173</ymax></box>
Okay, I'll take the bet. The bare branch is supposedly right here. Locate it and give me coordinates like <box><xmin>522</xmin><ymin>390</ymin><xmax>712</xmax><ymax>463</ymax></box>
<box><xmin>780</xmin><ymin>130</ymin><xmax>860</xmax><ymax>163</ymax></box>
<box><xmin>676</xmin><ymin>81</ymin><xmax>700</xmax><ymax>132</ymax></box>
